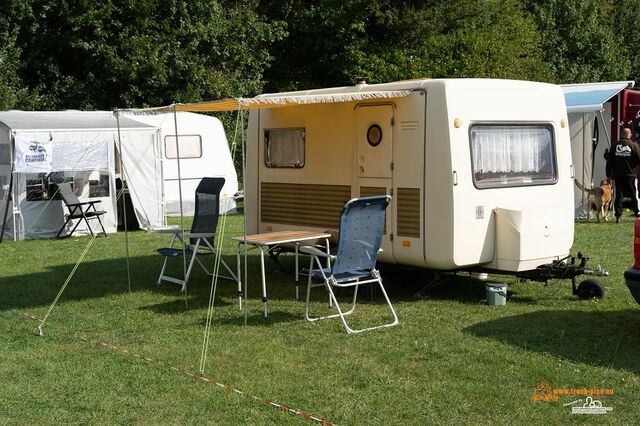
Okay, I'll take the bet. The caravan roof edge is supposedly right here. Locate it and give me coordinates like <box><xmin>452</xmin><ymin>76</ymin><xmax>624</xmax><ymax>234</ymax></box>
<box><xmin>255</xmin><ymin>78</ymin><xmax>560</xmax><ymax>99</ymax></box>
<box><xmin>0</xmin><ymin>110</ymin><xmax>156</xmax><ymax>131</ymax></box>
<box><xmin>560</xmin><ymin>80</ymin><xmax>634</xmax><ymax>90</ymax></box>
<box><xmin>6</xmin><ymin>127</ymin><xmax>158</xmax><ymax>132</ymax></box>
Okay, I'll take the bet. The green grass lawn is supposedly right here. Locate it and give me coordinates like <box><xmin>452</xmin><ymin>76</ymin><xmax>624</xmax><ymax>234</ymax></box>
<box><xmin>1</xmin><ymin>211</ymin><xmax>640</xmax><ymax>425</ymax></box>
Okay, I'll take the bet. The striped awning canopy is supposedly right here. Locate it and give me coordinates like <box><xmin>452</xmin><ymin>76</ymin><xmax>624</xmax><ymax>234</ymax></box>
<box><xmin>115</xmin><ymin>90</ymin><xmax>413</xmax><ymax>115</ymax></box>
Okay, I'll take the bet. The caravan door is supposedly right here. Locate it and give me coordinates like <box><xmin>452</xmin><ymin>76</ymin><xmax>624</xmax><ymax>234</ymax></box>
<box><xmin>355</xmin><ymin>104</ymin><xmax>395</xmax><ymax>262</ymax></box>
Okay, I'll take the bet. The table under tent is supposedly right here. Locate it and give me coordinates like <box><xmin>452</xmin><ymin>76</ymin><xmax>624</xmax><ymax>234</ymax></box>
<box><xmin>0</xmin><ymin>111</ymin><xmax>166</xmax><ymax>240</ymax></box>
<box><xmin>560</xmin><ymin>81</ymin><xmax>635</xmax><ymax>219</ymax></box>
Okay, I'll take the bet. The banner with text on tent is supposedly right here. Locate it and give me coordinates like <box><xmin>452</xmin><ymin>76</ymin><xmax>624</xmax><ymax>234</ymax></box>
<box><xmin>15</xmin><ymin>131</ymin><xmax>112</xmax><ymax>174</ymax></box>
<box><xmin>15</xmin><ymin>132</ymin><xmax>53</xmax><ymax>173</ymax></box>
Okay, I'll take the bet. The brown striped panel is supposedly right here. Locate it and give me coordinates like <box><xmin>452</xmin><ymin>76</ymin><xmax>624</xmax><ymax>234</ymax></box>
<box><xmin>359</xmin><ymin>186</ymin><xmax>387</xmax><ymax>197</ymax></box>
<box><xmin>261</xmin><ymin>182</ymin><xmax>351</xmax><ymax>229</ymax></box>
<box><xmin>397</xmin><ymin>188</ymin><xmax>420</xmax><ymax>238</ymax></box>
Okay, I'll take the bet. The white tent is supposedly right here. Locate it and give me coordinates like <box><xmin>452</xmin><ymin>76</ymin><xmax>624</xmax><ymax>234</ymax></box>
<box><xmin>0</xmin><ymin>110</ymin><xmax>240</xmax><ymax>240</ymax></box>
<box><xmin>129</xmin><ymin>111</ymin><xmax>238</xmax><ymax>216</ymax></box>
<box><xmin>561</xmin><ymin>81</ymin><xmax>635</xmax><ymax>218</ymax></box>
<box><xmin>0</xmin><ymin>111</ymin><xmax>164</xmax><ymax>239</ymax></box>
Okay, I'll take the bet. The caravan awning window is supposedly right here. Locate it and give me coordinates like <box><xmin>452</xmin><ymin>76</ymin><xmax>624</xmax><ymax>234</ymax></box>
<box><xmin>470</xmin><ymin>124</ymin><xmax>556</xmax><ymax>189</ymax></box>
<box><xmin>164</xmin><ymin>135</ymin><xmax>203</xmax><ymax>159</ymax></box>
<box><xmin>264</xmin><ymin>128</ymin><xmax>305</xmax><ymax>168</ymax></box>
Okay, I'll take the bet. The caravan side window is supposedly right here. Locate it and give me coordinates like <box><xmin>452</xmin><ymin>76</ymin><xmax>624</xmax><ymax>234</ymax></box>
<box><xmin>264</xmin><ymin>128</ymin><xmax>305</xmax><ymax>168</ymax></box>
<box><xmin>470</xmin><ymin>124</ymin><xmax>556</xmax><ymax>188</ymax></box>
<box><xmin>164</xmin><ymin>135</ymin><xmax>202</xmax><ymax>159</ymax></box>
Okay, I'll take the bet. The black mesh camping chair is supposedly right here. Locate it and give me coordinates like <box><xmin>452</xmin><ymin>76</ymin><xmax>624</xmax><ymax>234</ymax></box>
<box><xmin>55</xmin><ymin>182</ymin><xmax>107</xmax><ymax>238</ymax></box>
<box><xmin>157</xmin><ymin>177</ymin><xmax>238</xmax><ymax>293</ymax></box>
<box><xmin>300</xmin><ymin>196</ymin><xmax>399</xmax><ymax>334</ymax></box>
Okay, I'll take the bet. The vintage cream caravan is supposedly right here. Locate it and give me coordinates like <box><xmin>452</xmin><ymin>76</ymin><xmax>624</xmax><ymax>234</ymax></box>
<box><xmin>244</xmin><ymin>79</ymin><xmax>575</xmax><ymax>273</ymax></box>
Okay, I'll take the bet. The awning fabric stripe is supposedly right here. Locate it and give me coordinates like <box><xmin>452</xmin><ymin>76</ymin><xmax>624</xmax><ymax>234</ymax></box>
<box><xmin>177</xmin><ymin>90</ymin><xmax>413</xmax><ymax>112</ymax></box>
<box><xmin>115</xmin><ymin>90</ymin><xmax>414</xmax><ymax>115</ymax></box>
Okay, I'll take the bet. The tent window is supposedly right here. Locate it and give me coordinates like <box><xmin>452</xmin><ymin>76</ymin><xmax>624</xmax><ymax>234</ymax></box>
<box><xmin>164</xmin><ymin>135</ymin><xmax>202</xmax><ymax>159</ymax></box>
<box><xmin>26</xmin><ymin>174</ymin><xmax>54</xmax><ymax>201</ymax></box>
<box><xmin>470</xmin><ymin>124</ymin><xmax>556</xmax><ymax>189</ymax></box>
<box><xmin>264</xmin><ymin>128</ymin><xmax>305</xmax><ymax>168</ymax></box>
<box><xmin>89</xmin><ymin>172</ymin><xmax>110</xmax><ymax>198</ymax></box>
<box><xmin>47</xmin><ymin>171</ymin><xmax>108</xmax><ymax>200</ymax></box>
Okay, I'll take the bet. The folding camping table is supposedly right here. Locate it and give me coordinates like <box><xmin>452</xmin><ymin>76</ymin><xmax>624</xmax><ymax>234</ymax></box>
<box><xmin>233</xmin><ymin>230</ymin><xmax>331</xmax><ymax>319</ymax></box>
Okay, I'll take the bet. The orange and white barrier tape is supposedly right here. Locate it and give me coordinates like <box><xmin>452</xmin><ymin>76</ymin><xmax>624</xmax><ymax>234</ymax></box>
<box><xmin>23</xmin><ymin>313</ymin><xmax>336</xmax><ymax>425</ymax></box>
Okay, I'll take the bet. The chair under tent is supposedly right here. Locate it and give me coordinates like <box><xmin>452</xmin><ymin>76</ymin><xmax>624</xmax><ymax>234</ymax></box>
<box><xmin>301</xmin><ymin>195</ymin><xmax>399</xmax><ymax>334</ymax></box>
<box><xmin>55</xmin><ymin>182</ymin><xmax>107</xmax><ymax>239</ymax></box>
<box><xmin>156</xmin><ymin>177</ymin><xmax>239</xmax><ymax>295</ymax></box>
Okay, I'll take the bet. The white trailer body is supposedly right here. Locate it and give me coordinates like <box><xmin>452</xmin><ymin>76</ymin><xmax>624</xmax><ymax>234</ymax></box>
<box><xmin>132</xmin><ymin>111</ymin><xmax>238</xmax><ymax>216</ymax></box>
<box><xmin>245</xmin><ymin>79</ymin><xmax>574</xmax><ymax>272</ymax></box>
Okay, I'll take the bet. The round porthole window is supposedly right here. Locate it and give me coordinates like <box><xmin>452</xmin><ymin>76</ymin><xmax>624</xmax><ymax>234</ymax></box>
<box><xmin>367</xmin><ymin>124</ymin><xmax>383</xmax><ymax>147</ymax></box>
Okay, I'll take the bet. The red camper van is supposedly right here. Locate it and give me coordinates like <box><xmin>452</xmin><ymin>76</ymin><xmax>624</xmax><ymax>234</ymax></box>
<box><xmin>611</xmin><ymin>88</ymin><xmax>640</xmax><ymax>144</ymax></box>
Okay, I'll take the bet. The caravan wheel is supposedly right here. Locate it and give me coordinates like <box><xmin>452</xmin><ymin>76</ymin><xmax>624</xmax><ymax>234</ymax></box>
<box><xmin>576</xmin><ymin>279</ymin><xmax>605</xmax><ymax>300</ymax></box>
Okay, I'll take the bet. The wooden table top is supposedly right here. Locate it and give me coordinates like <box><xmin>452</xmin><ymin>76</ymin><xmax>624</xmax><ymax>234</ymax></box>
<box><xmin>232</xmin><ymin>230</ymin><xmax>331</xmax><ymax>246</ymax></box>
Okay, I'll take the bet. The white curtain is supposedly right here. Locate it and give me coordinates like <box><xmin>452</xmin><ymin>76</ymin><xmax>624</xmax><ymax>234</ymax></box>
<box><xmin>471</xmin><ymin>126</ymin><xmax>552</xmax><ymax>174</ymax></box>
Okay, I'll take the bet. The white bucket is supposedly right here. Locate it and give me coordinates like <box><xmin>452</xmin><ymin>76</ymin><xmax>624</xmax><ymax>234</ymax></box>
<box><xmin>486</xmin><ymin>283</ymin><xmax>507</xmax><ymax>306</ymax></box>
<box><xmin>470</xmin><ymin>272</ymin><xmax>489</xmax><ymax>280</ymax></box>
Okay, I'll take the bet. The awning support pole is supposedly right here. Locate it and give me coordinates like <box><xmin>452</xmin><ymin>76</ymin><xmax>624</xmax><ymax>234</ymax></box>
<box><xmin>598</xmin><ymin>110</ymin><xmax>612</xmax><ymax>147</ymax></box>
<box><xmin>115</xmin><ymin>112</ymin><xmax>132</xmax><ymax>293</ymax></box>
<box><xmin>0</xmin><ymin>161</ymin><xmax>14</xmax><ymax>244</ymax></box>
<box><xmin>172</xmin><ymin>106</ymin><xmax>188</xmax><ymax>309</ymax></box>
<box><xmin>240</xmin><ymin>104</ymin><xmax>248</xmax><ymax>327</ymax></box>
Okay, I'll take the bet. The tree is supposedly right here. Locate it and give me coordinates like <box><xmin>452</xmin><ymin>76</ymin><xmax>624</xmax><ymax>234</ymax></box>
<box><xmin>2</xmin><ymin>0</ymin><xmax>638</xmax><ymax>110</ymax></box>
<box><xmin>350</xmin><ymin>0</ymin><xmax>552</xmax><ymax>83</ymax></box>
<box><xmin>0</xmin><ymin>34</ymin><xmax>20</xmax><ymax>110</ymax></box>
<box><xmin>9</xmin><ymin>0</ymin><xmax>285</xmax><ymax>109</ymax></box>
<box><xmin>0</xmin><ymin>0</ymin><xmax>34</xmax><ymax>109</ymax></box>
<box><xmin>613</xmin><ymin>0</ymin><xmax>640</xmax><ymax>84</ymax></box>
<box><xmin>260</xmin><ymin>0</ymin><xmax>551</xmax><ymax>92</ymax></box>
<box><xmin>523</xmin><ymin>0</ymin><xmax>629</xmax><ymax>83</ymax></box>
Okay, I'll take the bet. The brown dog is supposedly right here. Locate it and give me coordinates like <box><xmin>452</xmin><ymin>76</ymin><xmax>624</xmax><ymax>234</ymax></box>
<box><xmin>574</xmin><ymin>178</ymin><xmax>613</xmax><ymax>222</ymax></box>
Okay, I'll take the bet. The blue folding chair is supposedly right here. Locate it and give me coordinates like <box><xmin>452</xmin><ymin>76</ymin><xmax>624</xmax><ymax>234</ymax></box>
<box><xmin>157</xmin><ymin>177</ymin><xmax>238</xmax><ymax>295</ymax></box>
<box><xmin>300</xmin><ymin>195</ymin><xmax>399</xmax><ymax>334</ymax></box>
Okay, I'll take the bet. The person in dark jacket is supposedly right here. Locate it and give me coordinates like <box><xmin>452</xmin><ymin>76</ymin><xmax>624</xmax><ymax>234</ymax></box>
<box><xmin>606</xmin><ymin>128</ymin><xmax>640</xmax><ymax>222</ymax></box>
